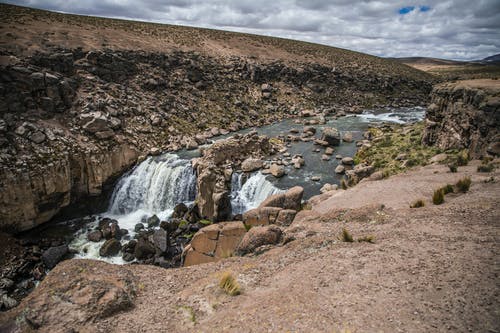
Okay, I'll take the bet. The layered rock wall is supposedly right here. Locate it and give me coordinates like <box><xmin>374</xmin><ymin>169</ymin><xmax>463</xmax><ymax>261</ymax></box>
<box><xmin>423</xmin><ymin>80</ymin><xmax>500</xmax><ymax>157</ymax></box>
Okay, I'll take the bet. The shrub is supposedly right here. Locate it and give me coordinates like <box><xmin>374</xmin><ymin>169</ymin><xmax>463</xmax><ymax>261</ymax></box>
<box><xmin>219</xmin><ymin>271</ymin><xmax>241</xmax><ymax>296</ymax></box>
<box><xmin>341</xmin><ymin>179</ymin><xmax>348</xmax><ymax>190</ymax></box>
<box><xmin>456</xmin><ymin>176</ymin><xmax>471</xmax><ymax>193</ymax></box>
<box><xmin>340</xmin><ymin>228</ymin><xmax>354</xmax><ymax>242</ymax></box>
<box><xmin>448</xmin><ymin>164</ymin><xmax>457</xmax><ymax>173</ymax></box>
<box><xmin>432</xmin><ymin>189</ymin><xmax>444</xmax><ymax>205</ymax></box>
<box><xmin>440</xmin><ymin>184</ymin><xmax>454</xmax><ymax>195</ymax></box>
<box><xmin>410</xmin><ymin>199</ymin><xmax>425</xmax><ymax>208</ymax></box>
<box><xmin>477</xmin><ymin>164</ymin><xmax>494</xmax><ymax>173</ymax></box>
<box><xmin>357</xmin><ymin>235</ymin><xmax>375</xmax><ymax>243</ymax></box>
<box><xmin>455</xmin><ymin>150</ymin><xmax>469</xmax><ymax>166</ymax></box>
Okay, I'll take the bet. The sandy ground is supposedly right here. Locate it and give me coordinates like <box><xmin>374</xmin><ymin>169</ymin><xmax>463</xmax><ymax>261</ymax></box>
<box><xmin>1</xmin><ymin>161</ymin><xmax>498</xmax><ymax>332</ymax></box>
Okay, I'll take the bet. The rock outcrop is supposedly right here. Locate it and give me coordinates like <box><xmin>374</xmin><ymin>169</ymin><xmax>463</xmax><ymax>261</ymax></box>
<box><xmin>242</xmin><ymin>186</ymin><xmax>303</xmax><ymax>227</ymax></box>
<box><xmin>423</xmin><ymin>80</ymin><xmax>500</xmax><ymax>158</ymax></box>
<box><xmin>183</xmin><ymin>221</ymin><xmax>247</xmax><ymax>266</ymax></box>
<box><xmin>193</xmin><ymin>132</ymin><xmax>274</xmax><ymax>221</ymax></box>
<box><xmin>0</xmin><ymin>260</ymin><xmax>137</xmax><ymax>332</ymax></box>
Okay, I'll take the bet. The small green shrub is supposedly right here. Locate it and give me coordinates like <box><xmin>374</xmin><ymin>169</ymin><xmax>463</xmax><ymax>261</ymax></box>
<box><xmin>448</xmin><ymin>164</ymin><xmax>458</xmax><ymax>173</ymax></box>
<box><xmin>440</xmin><ymin>184</ymin><xmax>454</xmax><ymax>195</ymax></box>
<box><xmin>219</xmin><ymin>271</ymin><xmax>241</xmax><ymax>296</ymax></box>
<box><xmin>410</xmin><ymin>199</ymin><xmax>425</xmax><ymax>208</ymax></box>
<box><xmin>456</xmin><ymin>176</ymin><xmax>471</xmax><ymax>193</ymax></box>
<box><xmin>432</xmin><ymin>189</ymin><xmax>445</xmax><ymax>205</ymax></box>
<box><xmin>340</xmin><ymin>228</ymin><xmax>354</xmax><ymax>242</ymax></box>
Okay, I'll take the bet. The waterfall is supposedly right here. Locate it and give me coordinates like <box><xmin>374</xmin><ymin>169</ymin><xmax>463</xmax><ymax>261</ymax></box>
<box><xmin>230</xmin><ymin>172</ymin><xmax>283</xmax><ymax>215</ymax></box>
<box><xmin>108</xmin><ymin>153</ymin><xmax>197</xmax><ymax>216</ymax></box>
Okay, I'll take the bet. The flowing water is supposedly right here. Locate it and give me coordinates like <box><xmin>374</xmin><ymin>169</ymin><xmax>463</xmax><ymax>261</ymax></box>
<box><xmin>63</xmin><ymin>107</ymin><xmax>425</xmax><ymax>262</ymax></box>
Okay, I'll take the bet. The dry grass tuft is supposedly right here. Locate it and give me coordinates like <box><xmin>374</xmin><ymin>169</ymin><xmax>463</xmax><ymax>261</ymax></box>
<box><xmin>219</xmin><ymin>271</ymin><xmax>241</xmax><ymax>296</ymax></box>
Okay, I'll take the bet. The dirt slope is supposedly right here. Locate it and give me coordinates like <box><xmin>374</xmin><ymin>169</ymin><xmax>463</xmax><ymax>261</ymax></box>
<box><xmin>2</xmin><ymin>160</ymin><xmax>498</xmax><ymax>332</ymax></box>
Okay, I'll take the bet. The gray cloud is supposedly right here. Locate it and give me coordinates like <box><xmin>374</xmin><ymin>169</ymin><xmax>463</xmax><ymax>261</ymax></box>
<box><xmin>3</xmin><ymin>0</ymin><xmax>500</xmax><ymax>60</ymax></box>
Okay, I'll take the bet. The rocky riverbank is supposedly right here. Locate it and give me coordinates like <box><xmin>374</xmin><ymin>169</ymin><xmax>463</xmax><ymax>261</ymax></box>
<box><xmin>0</xmin><ymin>3</ymin><xmax>434</xmax><ymax>234</ymax></box>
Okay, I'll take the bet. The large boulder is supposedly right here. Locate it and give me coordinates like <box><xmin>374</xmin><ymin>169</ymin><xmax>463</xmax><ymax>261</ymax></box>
<box><xmin>134</xmin><ymin>238</ymin><xmax>156</xmax><ymax>260</ymax></box>
<box><xmin>321</xmin><ymin>127</ymin><xmax>341</xmax><ymax>146</ymax></box>
<box><xmin>183</xmin><ymin>221</ymin><xmax>247</xmax><ymax>266</ymax></box>
<box><xmin>259</xmin><ymin>186</ymin><xmax>303</xmax><ymax>211</ymax></box>
<box><xmin>241</xmin><ymin>158</ymin><xmax>264</xmax><ymax>172</ymax></box>
<box><xmin>0</xmin><ymin>260</ymin><xmax>136</xmax><ymax>332</ymax></box>
<box><xmin>243</xmin><ymin>207</ymin><xmax>282</xmax><ymax>227</ymax></box>
<box><xmin>236</xmin><ymin>225</ymin><xmax>283</xmax><ymax>255</ymax></box>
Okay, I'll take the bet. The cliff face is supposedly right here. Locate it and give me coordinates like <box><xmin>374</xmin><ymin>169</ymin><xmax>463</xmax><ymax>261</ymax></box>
<box><xmin>0</xmin><ymin>4</ymin><xmax>434</xmax><ymax>233</ymax></box>
<box><xmin>423</xmin><ymin>80</ymin><xmax>500</xmax><ymax>158</ymax></box>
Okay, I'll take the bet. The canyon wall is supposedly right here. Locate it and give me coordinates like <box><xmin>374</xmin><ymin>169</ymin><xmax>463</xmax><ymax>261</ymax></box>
<box><xmin>423</xmin><ymin>80</ymin><xmax>500</xmax><ymax>158</ymax></box>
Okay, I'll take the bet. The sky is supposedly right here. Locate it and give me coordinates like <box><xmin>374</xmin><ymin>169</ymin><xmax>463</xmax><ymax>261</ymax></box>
<box><xmin>3</xmin><ymin>0</ymin><xmax>500</xmax><ymax>61</ymax></box>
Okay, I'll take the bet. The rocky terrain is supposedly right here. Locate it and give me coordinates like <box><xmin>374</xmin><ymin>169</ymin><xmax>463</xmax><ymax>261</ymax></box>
<box><xmin>1</xmin><ymin>160</ymin><xmax>498</xmax><ymax>332</ymax></box>
<box><xmin>0</xmin><ymin>4</ymin><xmax>433</xmax><ymax>233</ymax></box>
<box><xmin>423</xmin><ymin>79</ymin><xmax>500</xmax><ymax>158</ymax></box>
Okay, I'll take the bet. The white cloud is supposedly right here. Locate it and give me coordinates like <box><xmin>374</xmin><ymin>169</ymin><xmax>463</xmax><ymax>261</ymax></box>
<box><xmin>4</xmin><ymin>0</ymin><xmax>500</xmax><ymax>60</ymax></box>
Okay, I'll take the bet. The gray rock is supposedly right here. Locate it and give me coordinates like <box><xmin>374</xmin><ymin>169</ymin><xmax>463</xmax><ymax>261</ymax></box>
<box><xmin>42</xmin><ymin>245</ymin><xmax>69</xmax><ymax>269</ymax></box>
<box><xmin>321</xmin><ymin>127</ymin><xmax>341</xmax><ymax>146</ymax></box>
<box><xmin>30</xmin><ymin>131</ymin><xmax>46</xmax><ymax>144</ymax></box>
<box><xmin>147</xmin><ymin>215</ymin><xmax>160</xmax><ymax>228</ymax></box>
<box><xmin>341</xmin><ymin>157</ymin><xmax>354</xmax><ymax>165</ymax></box>
<box><xmin>270</xmin><ymin>164</ymin><xmax>285</xmax><ymax>178</ymax></box>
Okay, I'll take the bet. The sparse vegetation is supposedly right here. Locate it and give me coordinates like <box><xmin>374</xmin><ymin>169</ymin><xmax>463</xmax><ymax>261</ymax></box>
<box><xmin>410</xmin><ymin>199</ymin><xmax>425</xmax><ymax>208</ymax></box>
<box><xmin>340</xmin><ymin>228</ymin><xmax>354</xmax><ymax>242</ymax></box>
<box><xmin>354</xmin><ymin>123</ymin><xmax>441</xmax><ymax>178</ymax></box>
<box><xmin>341</xmin><ymin>179</ymin><xmax>348</xmax><ymax>190</ymax></box>
<box><xmin>178</xmin><ymin>305</ymin><xmax>196</xmax><ymax>323</ymax></box>
<box><xmin>456</xmin><ymin>176</ymin><xmax>472</xmax><ymax>193</ymax></box>
<box><xmin>432</xmin><ymin>189</ymin><xmax>445</xmax><ymax>205</ymax></box>
<box><xmin>448</xmin><ymin>164</ymin><xmax>458</xmax><ymax>173</ymax></box>
<box><xmin>440</xmin><ymin>184</ymin><xmax>454</xmax><ymax>195</ymax></box>
<box><xmin>219</xmin><ymin>271</ymin><xmax>241</xmax><ymax>296</ymax></box>
<box><xmin>455</xmin><ymin>150</ymin><xmax>469</xmax><ymax>166</ymax></box>
<box><xmin>477</xmin><ymin>163</ymin><xmax>495</xmax><ymax>173</ymax></box>
<box><xmin>357</xmin><ymin>235</ymin><xmax>375</xmax><ymax>243</ymax></box>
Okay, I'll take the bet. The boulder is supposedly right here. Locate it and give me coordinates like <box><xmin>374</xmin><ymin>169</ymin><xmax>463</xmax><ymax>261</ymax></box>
<box><xmin>241</xmin><ymin>158</ymin><xmax>264</xmax><ymax>172</ymax></box>
<box><xmin>320</xmin><ymin>183</ymin><xmax>338</xmax><ymax>193</ymax></box>
<box><xmin>80</xmin><ymin>111</ymin><xmax>110</xmax><ymax>133</ymax></box>
<box><xmin>325</xmin><ymin>147</ymin><xmax>334</xmax><ymax>155</ymax></box>
<box><xmin>270</xmin><ymin>164</ymin><xmax>285</xmax><ymax>178</ymax></box>
<box><xmin>99</xmin><ymin>239</ymin><xmax>121</xmax><ymax>257</ymax></box>
<box><xmin>236</xmin><ymin>225</ymin><xmax>283</xmax><ymax>255</ymax></box>
<box><xmin>335</xmin><ymin>165</ymin><xmax>345</xmax><ymax>174</ymax></box>
<box><xmin>42</xmin><ymin>245</ymin><xmax>69</xmax><ymax>269</ymax></box>
<box><xmin>321</xmin><ymin>127</ymin><xmax>341</xmax><ymax>146</ymax></box>
<box><xmin>243</xmin><ymin>207</ymin><xmax>282</xmax><ymax>227</ymax></box>
<box><xmin>342</xmin><ymin>132</ymin><xmax>353</xmax><ymax>143</ymax></box>
<box><xmin>183</xmin><ymin>221</ymin><xmax>247</xmax><ymax>266</ymax></box>
<box><xmin>87</xmin><ymin>230</ymin><xmax>102</xmax><ymax>242</ymax></box>
<box><xmin>134</xmin><ymin>238</ymin><xmax>156</xmax><ymax>260</ymax></box>
<box><xmin>152</xmin><ymin>229</ymin><xmax>168</xmax><ymax>253</ymax></box>
<box><xmin>172</xmin><ymin>203</ymin><xmax>188</xmax><ymax>219</ymax></box>
<box><xmin>341</xmin><ymin>157</ymin><xmax>354</xmax><ymax>165</ymax></box>
<box><xmin>303</xmin><ymin>126</ymin><xmax>316</xmax><ymax>134</ymax></box>
<box><xmin>30</xmin><ymin>131</ymin><xmax>46</xmax><ymax>144</ymax></box>
<box><xmin>147</xmin><ymin>215</ymin><xmax>160</xmax><ymax>228</ymax></box>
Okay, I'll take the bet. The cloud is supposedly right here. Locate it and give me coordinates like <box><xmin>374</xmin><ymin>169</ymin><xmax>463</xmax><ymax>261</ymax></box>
<box><xmin>3</xmin><ymin>0</ymin><xmax>500</xmax><ymax>60</ymax></box>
